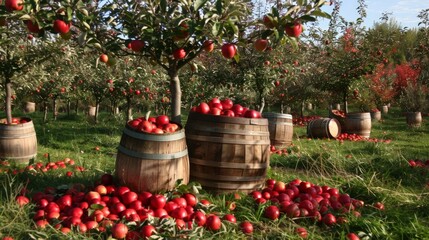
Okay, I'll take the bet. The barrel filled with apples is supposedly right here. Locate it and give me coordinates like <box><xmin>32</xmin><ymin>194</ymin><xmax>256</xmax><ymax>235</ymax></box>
<box><xmin>115</xmin><ymin>114</ymin><xmax>189</xmax><ymax>193</ymax></box>
<box><xmin>0</xmin><ymin>117</ymin><xmax>37</xmax><ymax>166</ymax></box>
<box><xmin>185</xmin><ymin>98</ymin><xmax>270</xmax><ymax>193</ymax></box>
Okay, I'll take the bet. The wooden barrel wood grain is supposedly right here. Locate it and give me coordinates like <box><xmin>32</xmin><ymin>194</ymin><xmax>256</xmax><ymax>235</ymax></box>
<box><xmin>343</xmin><ymin>112</ymin><xmax>372</xmax><ymax>138</ymax></box>
<box><xmin>115</xmin><ymin>125</ymin><xmax>189</xmax><ymax>193</ymax></box>
<box><xmin>406</xmin><ymin>112</ymin><xmax>422</xmax><ymax>127</ymax></box>
<box><xmin>307</xmin><ymin>118</ymin><xmax>341</xmax><ymax>139</ymax></box>
<box><xmin>0</xmin><ymin>117</ymin><xmax>37</xmax><ymax>166</ymax></box>
<box><xmin>185</xmin><ymin>112</ymin><xmax>270</xmax><ymax>193</ymax></box>
<box><xmin>262</xmin><ymin>112</ymin><xmax>293</xmax><ymax>147</ymax></box>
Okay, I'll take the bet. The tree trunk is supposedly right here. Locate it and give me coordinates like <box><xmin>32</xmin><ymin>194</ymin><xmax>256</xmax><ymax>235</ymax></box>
<box><xmin>52</xmin><ymin>98</ymin><xmax>57</xmax><ymax>120</ymax></box>
<box><xmin>343</xmin><ymin>92</ymin><xmax>348</xmax><ymax>113</ymax></box>
<box><xmin>94</xmin><ymin>101</ymin><xmax>100</xmax><ymax>124</ymax></box>
<box><xmin>5</xmin><ymin>79</ymin><xmax>12</xmax><ymax>124</ymax></box>
<box><xmin>43</xmin><ymin>102</ymin><xmax>48</xmax><ymax>123</ymax></box>
<box><xmin>169</xmin><ymin>69</ymin><xmax>181</xmax><ymax>124</ymax></box>
<box><xmin>259</xmin><ymin>96</ymin><xmax>265</xmax><ymax>113</ymax></box>
<box><xmin>301</xmin><ymin>101</ymin><xmax>304</xmax><ymax>117</ymax></box>
<box><xmin>75</xmin><ymin>99</ymin><xmax>79</xmax><ymax>114</ymax></box>
<box><xmin>280</xmin><ymin>101</ymin><xmax>284</xmax><ymax>114</ymax></box>
<box><xmin>67</xmin><ymin>100</ymin><xmax>71</xmax><ymax>116</ymax></box>
<box><xmin>126</xmin><ymin>97</ymin><xmax>132</xmax><ymax>122</ymax></box>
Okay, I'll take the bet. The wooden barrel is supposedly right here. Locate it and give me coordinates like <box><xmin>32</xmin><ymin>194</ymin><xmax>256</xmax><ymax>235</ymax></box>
<box><xmin>333</xmin><ymin>103</ymin><xmax>341</xmax><ymax>110</ymax></box>
<box><xmin>115</xmin><ymin>125</ymin><xmax>189</xmax><ymax>193</ymax></box>
<box><xmin>343</xmin><ymin>112</ymin><xmax>372</xmax><ymax>138</ymax></box>
<box><xmin>24</xmin><ymin>102</ymin><xmax>36</xmax><ymax>113</ymax></box>
<box><xmin>262</xmin><ymin>112</ymin><xmax>293</xmax><ymax>147</ymax></box>
<box><xmin>88</xmin><ymin>106</ymin><xmax>96</xmax><ymax>116</ymax></box>
<box><xmin>185</xmin><ymin>112</ymin><xmax>270</xmax><ymax>193</ymax></box>
<box><xmin>307</xmin><ymin>118</ymin><xmax>341</xmax><ymax>139</ymax></box>
<box><xmin>406</xmin><ymin>112</ymin><xmax>422</xmax><ymax>127</ymax></box>
<box><xmin>370</xmin><ymin>111</ymin><xmax>381</xmax><ymax>121</ymax></box>
<box><xmin>0</xmin><ymin>117</ymin><xmax>37</xmax><ymax>166</ymax></box>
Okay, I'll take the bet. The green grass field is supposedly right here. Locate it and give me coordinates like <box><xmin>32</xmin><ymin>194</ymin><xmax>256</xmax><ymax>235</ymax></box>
<box><xmin>1</xmin><ymin>107</ymin><xmax>429</xmax><ymax>239</ymax></box>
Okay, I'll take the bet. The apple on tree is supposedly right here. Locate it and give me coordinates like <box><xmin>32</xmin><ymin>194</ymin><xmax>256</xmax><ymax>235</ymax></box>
<box><xmin>53</xmin><ymin>19</ymin><xmax>71</xmax><ymax>34</ymax></box>
<box><xmin>221</xmin><ymin>43</ymin><xmax>237</xmax><ymax>59</ymax></box>
<box><xmin>285</xmin><ymin>22</ymin><xmax>303</xmax><ymax>38</ymax></box>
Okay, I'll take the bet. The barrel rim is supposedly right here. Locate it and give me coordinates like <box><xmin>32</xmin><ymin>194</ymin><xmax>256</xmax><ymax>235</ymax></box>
<box><xmin>0</xmin><ymin>117</ymin><xmax>33</xmax><ymax>127</ymax></box>
<box><xmin>123</xmin><ymin>124</ymin><xmax>185</xmax><ymax>141</ymax></box>
<box><xmin>187</xmin><ymin>111</ymin><xmax>268</xmax><ymax>125</ymax></box>
<box><xmin>262</xmin><ymin>112</ymin><xmax>293</xmax><ymax>119</ymax></box>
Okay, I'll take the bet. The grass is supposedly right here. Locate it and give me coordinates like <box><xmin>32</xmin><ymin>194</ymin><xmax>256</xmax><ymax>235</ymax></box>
<box><xmin>1</xmin><ymin>107</ymin><xmax>429</xmax><ymax>239</ymax></box>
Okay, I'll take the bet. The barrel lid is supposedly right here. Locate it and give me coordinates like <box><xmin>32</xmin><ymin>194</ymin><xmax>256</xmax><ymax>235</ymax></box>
<box><xmin>187</xmin><ymin>111</ymin><xmax>268</xmax><ymax>126</ymax></box>
<box><xmin>328</xmin><ymin>118</ymin><xmax>341</xmax><ymax>138</ymax></box>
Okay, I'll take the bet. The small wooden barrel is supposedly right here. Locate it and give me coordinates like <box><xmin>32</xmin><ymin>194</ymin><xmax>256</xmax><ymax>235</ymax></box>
<box><xmin>24</xmin><ymin>102</ymin><xmax>36</xmax><ymax>113</ymax></box>
<box><xmin>262</xmin><ymin>112</ymin><xmax>293</xmax><ymax>146</ymax></box>
<box><xmin>185</xmin><ymin>112</ymin><xmax>270</xmax><ymax>193</ymax></box>
<box><xmin>307</xmin><ymin>118</ymin><xmax>341</xmax><ymax>139</ymax></box>
<box><xmin>406</xmin><ymin>112</ymin><xmax>422</xmax><ymax>127</ymax></box>
<box><xmin>343</xmin><ymin>112</ymin><xmax>372</xmax><ymax>138</ymax></box>
<box><xmin>0</xmin><ymin>118</ymin><xmax>37</xmax><ymax>165</ymax></box>
<box><xmin>115</xmin><ymin>125</ymin><xmax>189</xmax><ymax>193</ymax></box>
<box><xmin>88</xmin><ymin>106</ymin><xmax>96</xmax><ymax>117</ymax></box>
<box><xmin>370</xmin><ymin>111</ymin><xmax>381</xmax><ymax>121</ymax></box>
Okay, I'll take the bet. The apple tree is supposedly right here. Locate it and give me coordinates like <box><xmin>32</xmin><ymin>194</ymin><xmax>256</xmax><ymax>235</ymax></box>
<box><xmin>0</xmin><ymin>0</ymin><xmax>92</xmax><ymax>124</ymax></box>
<box><xmin>96</xmin><ymin>0</ymin><xmax>329</xmax><ymax>124</ymax></box>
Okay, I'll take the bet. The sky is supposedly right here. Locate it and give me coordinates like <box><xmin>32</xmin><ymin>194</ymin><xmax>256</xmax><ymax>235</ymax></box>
<box><xmin>317</xmin><ymin>0</ymin><xmax>429</xmax><ymax>30</ymax></box>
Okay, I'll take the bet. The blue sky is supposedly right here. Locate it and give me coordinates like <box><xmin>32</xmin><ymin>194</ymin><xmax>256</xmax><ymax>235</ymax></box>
<box><xmin>318</xmin><ymin>0</ymin><xmax>429</xmax><ymax>29</ymax></box>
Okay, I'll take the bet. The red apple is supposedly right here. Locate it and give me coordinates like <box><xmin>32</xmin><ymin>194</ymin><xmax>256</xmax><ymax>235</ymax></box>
<box><xmin>263</xmin><ymin>15</ymin><xmax>275</xmax><ymax>28</ymax></box>
<box><xmin>244</xmin><ymin>109</ymin><xmax>261</xmax><ymax>118</ymax></box>
<box><xmin>173</xmin><ymin>48</ymin><xmax>186</xmax><ymax>60</ymax></box>
<box><xmin>285</xmin><ymin>22</ymin><xmax>303</xmax><ymax>38</ymax></box>
<box><xmin>99</xmin><ymin>54</ymin><xmax>108</xmax><ymax>63</ymax></box>
<box><xmin>240</xmin><ymin>221</ymin><xmax>253</xmax><ymax>234</ymax></box>
<box><xmin>196</xmin><ymin>102</ymin><xmax>210</xmax><ymax>114</ymax></box>
<box><xmin>111</xmin><ymin>223</ymin><xmax>128</xmax><ymax>239</ymax></box>
<box><xmin>130</xmin><ymin>39</ymin><xmax>144</xmax><ymax>52</ymax></box>
<box><xmin>156</xmin><ymin>115</ymin><xmax>170</xmax><ymax>126</ymax></box>
<box><xmin>5</xmin><ymin>0</ymin><xmax>23</xmax><ymax>12</ymax></box>
<box><xmin>163</xmin><ymin>123</ymin><xmax>179</xmax><ymax>133</ymax></box>
<box><xmin>53</xmin><ymin>20</ymin><xmax>71</xmax><ymax>34</ymax></box>
<box><xmin>221</xmin><ymin>43</ymin><xmax>237</xmax><ymax>59</ymax></box>
<box><xmin>205</xmin><ymin>215</ymin><xmax>221</xmax><ymax>231</ymax></box>
<box><xmin>26</xmin><ymin>20</ymin><xmax>41</xmax><ymax>33</ymax></box>
<box><xmin>254</xmin><ymin>39</ymin><xmax>268</xmax><ymax>52</ymax></box>
<box><xmin>220</xmin><ymin>98</ymin><xmax>233</xmax><ymax>110</ymax></box>
<box><xmin>203</xmin><ymin>40</ymin><xmax>214</xmax><ymax>52</ymax></box>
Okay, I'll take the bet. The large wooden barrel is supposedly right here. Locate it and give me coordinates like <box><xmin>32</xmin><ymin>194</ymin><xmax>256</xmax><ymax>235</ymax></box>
<box><xmin>24</xmin><ymin>102</ymin><xmax>36</xmax><ymax>113</ymax></box>
<box><xmin>115</xmin><ymin>125</ymin><xmax>189</xmax><ymax>193</ymax></box>
<box><xmin>343</xmin><ymin>112</ymin><xmax>372</xmax><ymax>138</ymax></box>
<box><xmin>0</xmin><ymin>117</ymin><xmax>37</xmax><ymax>166</ymax></box>
<box><xmin>406</xmin><ymin>112</ymin><xmax>422</xmax><ymax>127</ymax></box>
<box><xmin>262</xmin><ymin>112</ymin><xmax>293</xmax><ymax>147</ymax></box>
<box><xmin>307</xmin><ymin>118</ymin><xmax>341</xmax><ymax>139</ymax></box>
<box><xmin>185</xmin><ymin>112</ymin><xmax>270</xmax><ymax>193</ymax></box>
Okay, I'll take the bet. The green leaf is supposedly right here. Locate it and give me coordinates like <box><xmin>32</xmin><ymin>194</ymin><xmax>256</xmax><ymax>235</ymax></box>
<box><xmin>19</xmin><ymin>14</ymin><xmax>32</xmax><ymax>21</ymax></box>
<box><xmin>193</xmin><ymin>0</ymin><xmax>207</xmax><ymax>11</ymax></box>
<box><xmin>216</xmin><ymin>0</ymin><xmax>222</xmax><ymax>14</ymax></box>
<box><xmin>310</xmin><ymin>10</ymin><xmax>331</xmax><ymax>19</ymax></box>
<box><xmin>212</xmin><ymin>22</ymin><xmax>221</xmax><ymax>36</ymax></box>
<box><xmin>67</xmin><ymin>7</ymin><xmax>73</xmax><ymax>21</ymax></box>
<box><xmin>160</xmin><ymin>0</ymin><xmax>167</xmax><ymax>13</ymax></box>
<box><xmin>300</xmin><ymin>15</ymin><xmax>317</xmax><ymax>22</ymax></box>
